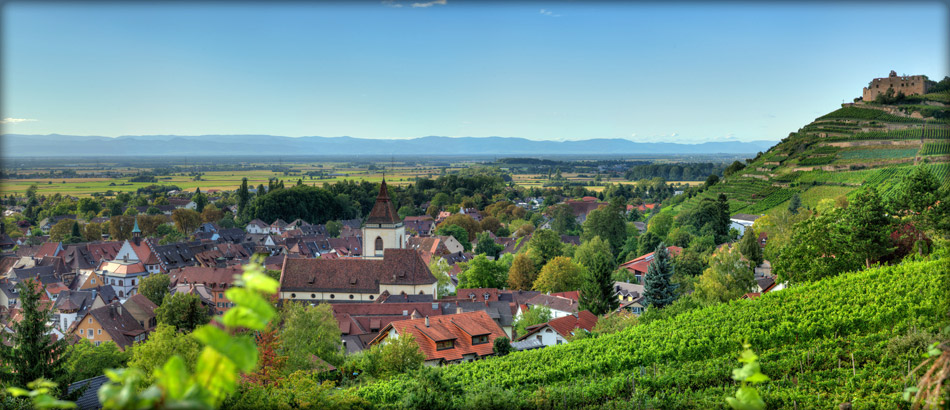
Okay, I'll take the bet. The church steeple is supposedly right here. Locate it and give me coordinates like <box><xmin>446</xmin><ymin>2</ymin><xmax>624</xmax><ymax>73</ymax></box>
<box><xmin>363</xmin><ymin>178</ymin><xmax>406</xmax><ymax>259</ymax></box>
<box><xmin>366</xmin><ymin>179</ymin><xmax>400</xmax><ymax>225</ymax></box>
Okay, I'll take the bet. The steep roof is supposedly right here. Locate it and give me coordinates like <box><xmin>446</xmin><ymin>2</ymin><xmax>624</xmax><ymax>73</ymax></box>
<box><xmin>366</xmin><ymin>180</ymin><xmax>401</xmax><ymax>225</ymax></box>
<box><xmin>86</xmin><ymin>302</ymin><xmax>146</xmax><ymax>350</ymax></box>
<box><xmin>619</xmin><ymin>246</ymin><xmax>684</xmax><ymax>275</ymax></box>
<box><xmin>519</xmin><ymin>310</ymin><xmax>598</xmax><ymax>340</ymax></box>
<box><xmin>524</xmin><ymin>294</ymin><xmax>580</xmax><ymax>314</ymax></box>
<box><xmin>372</xmin><ymin>310</ymin><xmax>505</xmax><ymax>362</ymax></box>
<box><xmin>169</xmin><ymin>266</ymin><xmax>242</xmax><ymax>289</ymax></box>
<box><xmin>280</xmin><ymin>249</ymin><xmax>436</xmax><ymax>294</ymax></box>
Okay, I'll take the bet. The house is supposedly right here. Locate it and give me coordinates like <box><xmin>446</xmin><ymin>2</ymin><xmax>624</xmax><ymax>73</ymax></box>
<box><xmin>519</xmin><ymin>294</ymin><xmax>581</xmax><ymax>319</ymax></box>
<box><xmin>614</xmin><ymin>282</ymin><xmax>646</xmax><ymax>315</ymax></box>
<box><xmin>246</xmin><ymin>219</ymin><xmax>271</xmax><ymax>234</ymax></box>
<box><xmin>279</xmin><ymin>249</ymin><xmax>438</xmax><ymax>303</ymax></box>
<box><xmin>618</xmin><ymin>246</ymin><xmax>684</xmax><ymax>285</ymax></box>
<box><xmin>39</xmin><ymin>215</ymin><xmax>76</xmax><ymax>233</ymax></box>
<box><xmin>96</xmin><ymin>257</ymin><xmax>149</xmax><ymax>300</ymax></box>
<box><xmin>369</xmin><ymin>310</ymin><xmax>507</xmax><ymax>366</ymax></box>
<box><xmin>122</xmin><ymin>294</ymin><xmax>158</xmax><ymax>330</ymax></box>
<box><xmin>407</xmin><ymin>236</ymin><xmax>464</xmax><ymax>265</ymax></box>
<box><xmin>53</xmin><ymin>289</ymin><xmax>105</xmax><ymax>332</ymax></box>
<box><xmin>168</xmin><ymin>265</ymin><xmax>242</xmax><ymax>315</ymax></box>
<box><xmin>517</xmin><ymin>310</ymin><xmax>598</xmax><ymax>347</ymax></box>
<box><xmin>332</xmin><ymin>301</ymin><xmax>444</xmax><ymax>354</ymax></box>
<box><xmin>68</xmin><ymin>301</ymin><xmax>147</xmax><ymax>350</ymax></box>
<box><xmin>68</xmin><ymin>375</ymin><xmax>109</xmax><ymax>410</ymax></box>
<box><xmin>404</xmin><ymin>216</ymin><xmax>436</xmax><ymax>237</ymax></box>
<box><xmin>730</xmin><ymin>214</ymin><xmax>762</xmax><ymax>234</ymax></box>
<box><xmin>562</xmin><ymin>198</ymin><xmax>606</xmax><ymax>224</ymax></box>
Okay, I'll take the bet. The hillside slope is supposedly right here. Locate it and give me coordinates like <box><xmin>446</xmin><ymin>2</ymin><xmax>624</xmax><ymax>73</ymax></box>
<box><xmin>673</xmin><ymin>93</ymin><xmax>949</xmax><ymax>215</ymax></box>
<box><xmin>356</xmin><ymin>257</ymin><xmax>949</xmax><ymax>409</ymax></box>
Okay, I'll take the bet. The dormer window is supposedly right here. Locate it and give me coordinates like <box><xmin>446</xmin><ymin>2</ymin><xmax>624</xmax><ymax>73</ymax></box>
<box><xmin>436</xmin><ymin>340</ymin><xmax>454</xmax><ymax>350</ymax></box>
<box><xmin>472</xmin><ymin>335</ymin><xmax>489</xmax><ymax>345</ymax></box>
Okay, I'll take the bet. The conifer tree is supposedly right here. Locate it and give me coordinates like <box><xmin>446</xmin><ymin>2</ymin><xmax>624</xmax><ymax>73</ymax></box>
<box><xmin>643</xmin><ymin>242</ymin><xmax>677</xmax><ymax>309</ymax></box>
<box><xmin>237</xmin><ymin>178</ymin><xmax>250</xmax><ymax>217</ymax></box>
<box><xmin>578</xmin><ymin>237</ymin><xmax>620</xmax><ymax>315</ymax></box>
<box><xmin>70</xmin><ymin>221</ymin><xmax>81</xmax><ymax>240</ymax></box>
<box><xmin>738</xmin><ymin>226</ymin><xmax>763</xmax><ymax>269</ymax></box>
<box><xmin>192</xmin><ymin>188</ymin><xmax>208</xmax><ymax>213</ymax></box>
<box><xmin>0</xmin><ymin>279</ymin><xmax>69</xmax><ymax>390</ymax></box>
<box><xmin>787</xmin><ymin>194</ymin><xmax>801</xmax><ymax>215</ymax></box>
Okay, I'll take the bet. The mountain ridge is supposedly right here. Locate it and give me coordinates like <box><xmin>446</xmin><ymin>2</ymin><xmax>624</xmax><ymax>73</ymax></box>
<box><xmin>0</xmin><ymin>134</ymin><xmax>778</xmax><ymax>157</ymax></box>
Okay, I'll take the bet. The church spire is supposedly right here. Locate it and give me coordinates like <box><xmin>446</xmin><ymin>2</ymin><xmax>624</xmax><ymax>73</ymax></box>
<box><xmin>366</xmin><ymin>178</ymin><xmax>399</xmax><ymax>224</ymax></box>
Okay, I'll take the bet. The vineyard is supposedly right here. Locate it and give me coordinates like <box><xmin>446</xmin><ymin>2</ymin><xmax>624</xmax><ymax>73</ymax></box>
<box><xmin>920</xmin><ymin>141</ymin><xmax>950</xmax><ymax>156</ymax></box>
<box><xmin>838</xmin><ymin>148</ymin><xmax>920</xmax><ymax>160</ymax></box>
<box><xmin>822</xmin><ymin>127</ymin><xmax>949</xmax><ymax>142</ymax></box>
<box><xmin>355</xmin><ymin>258</ymin><xmax>950</xmax><ymax>409</ymax></box>
<box><xmin>817</xmin><ymin>106</ymin><xmax>929</xmax><ymax>124</ymax></box>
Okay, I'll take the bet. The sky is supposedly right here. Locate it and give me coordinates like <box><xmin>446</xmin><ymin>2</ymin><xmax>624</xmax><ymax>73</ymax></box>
<box><xmin>1</xmin><ymin>1</ymin><xmax>947</xmax><ymax>143</ymax></box>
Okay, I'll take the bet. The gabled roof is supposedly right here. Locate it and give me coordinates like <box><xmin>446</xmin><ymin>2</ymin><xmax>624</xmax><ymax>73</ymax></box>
<box><xmin>372</xmin><ymin>310</ymin><xmax>505</xmax><ymax>362</ymax></box>
<box><xmin>36</xmin><ymin>242</ymin><xmax>63</xmax><ymax>258</ymax></box>
<box><xmin>524</xmin><ymin>294</ymin><xmax>580</xmax><ymax>314</ymax></box>
<box><xmin>366</xmin><ymin>180</ymin><xmax>401</xmax><ymax>225</ymax></box>
<box><xmin>280</xmin><ymin>249</ymin><xmax>436</xmax><ymax>294</ymax></box>
<box><xmin>86</xmin><ymin>302</ymin><xmax>147</xmax><ymax>350</ymax></box>
<box><xmin>169</xmin><ymin>266</ymin><xmax>242</xmax><ymax>289</ymax></box>
<box><xmin>619</xmin><ymin>246</ymin><xmax>684</xmax><ymax>275</ymax></box>
<box><xmin>518</xmin><ymin>310</ymin><xmax>598</xmax><ymax>340</ymax></box>
<box><xmin>123</xmin><ymin>294</ymin><xmax>158</xmax><ymax>329</ymax></box>
<box><xmin>731</xmin><ymin>213</ymin><xmax>762</xmax><ymax>222</ymax></box>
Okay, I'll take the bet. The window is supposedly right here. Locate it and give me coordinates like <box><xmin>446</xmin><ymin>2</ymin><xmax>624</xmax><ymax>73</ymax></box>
<box><xmin>95</xmin><ymin>341</ymin><xmax>101</xmax><ymax>347</ymax></box>
<box><xmin>436</xmin><ymin>341</ymin><xmax>454</xmax><ymax>350</ymax></box>
<box><xmin>472</xmin><ymin>335</ymin><xmax>489</xmax><ymax>345</ymax></box>
<box><xmin>330</xmin><ymin>294</ymin><xmax>335</xmax><ymax>299</ymax></box>
<box><xmin>536</xmin><ymin>335</ymin><xmax>542</xmax><ymax>342</ymax></box>
<box><xmin>349</xmin><ymin>294</ymin><xmax>354</xmax><ymax>299</ymax></box>
<box><xmin>79</xmin><ymin>329</ymin><xmax>84</xmax><ymax>335</ymax></box>
<box><xmin>219</xmin><ymin>293</ymin><xmax>224</xmax><ymax>298</ymax></box>
<box><xmin>291</xmin><ymin>293</ymin><xmax>296</xmax><ymax>299</ymax></box>
<box><xmin>98</xmin><ymin>329</ymin><xmax>102</xmax><ymax>335</ymax></box>
<box><xmin>556</xmin><ymin>340</ymin><xmax>562</xmax><ymax>345</ymax></box>
<box><xmin>131</xmin><ymin>279</ymin><xmax>135</xmax><ymax>286</ymax></box>
<box><xmin>369</xmin><ymin>295</ymin><xmax>374</xmax><ymax>300</ymax></box>
<box><xmin>89</xmin><ymin>318</ymin><xmax>93</xmax><ymax>324</ymax></box>
<box><xmin>311</xmin><ymin>294</ymin><xmax>316</xmax><ymax>299</ymax></box>
<box><xmin>88</xmin><ymin>329</ymin><xmax>93</xmax><ymax>339</ymax></box>
<box><xmin>91</xmin><ymin>279</ymin><xmax>96</xmax><ymax>285</ymax></box>
<box><xmin>545</xmin><ymin>328</ymin><xmax>553</xmax><ymax>333</ymax></box>
<box><xmin>119</xmin><ymin>280</ymin><xmax>123</xmax><ymax>286</ymax></box>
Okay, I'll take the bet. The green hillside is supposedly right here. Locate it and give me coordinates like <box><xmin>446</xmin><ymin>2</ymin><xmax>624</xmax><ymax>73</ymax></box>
<box><xmin>674</xmin><ymin>94</ymin><xmax>949</xmax><ymax>216</ymax></box>
<box><xmin>356</xmin><ymin>257</ymin><xmax>948</xmax><ymax>409</ymax></box>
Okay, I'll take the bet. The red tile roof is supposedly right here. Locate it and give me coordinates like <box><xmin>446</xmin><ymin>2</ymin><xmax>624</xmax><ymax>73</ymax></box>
<box><xmin>372</xmin><ymin>311</ymin><xmax>505</xmax><ymax>362</ymax></box>
<box><xmin>619</xmin><ymin>246</ymin><xmax>683</xmax><ymax>275</ymax></box>
<box><xmin>519</xmin><ymin>310</ymin><xmax>598</xmax><ymax>340</ymax></box>
<box><xmin>36</xmin><ymin>242</ymin><xmax>62</xmax><ymax>258</ymax></box>
<box><xmin>550</xmin><ymin>290</ymin><xmax>580</xmax><ymax>301</ymax></box>
<box><xmin>366</xmin><ymin>180</ymin><xmax>400</xmax><ymax>224</ymax></box>
<box><xmin>169</xmin><ymin>266</ymin><xmax>242</xmax><ymax>289</ymax></box>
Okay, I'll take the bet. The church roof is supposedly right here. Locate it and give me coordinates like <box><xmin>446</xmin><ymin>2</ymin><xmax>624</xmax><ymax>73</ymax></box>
<box><xmin>366</xmin><ymin>179</ymin><xmax>401</xmax><ymax>225</ymax></box>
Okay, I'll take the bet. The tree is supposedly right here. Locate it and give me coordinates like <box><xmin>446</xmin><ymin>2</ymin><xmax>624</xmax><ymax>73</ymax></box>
<box><xmin>773</xmin><ymin>209</ymin><xmax>863</xmax><ymax>284</ymax></box>
<box><xmin>474</xmin><ymin>231</ymin><xmax>503</xmax><ymax>259</ymax></box>
<box><xmin>171</xmin><ymin>208</ymin><xmax>201</xmax><ymax>234</ymax></box>
<box><xmin>83</xmin><ymin>222</ymin><xmax>102</xmax><ymax>242</ymax></box>
<box><xmin>787</xmin><ymin>194</ymin><xmax>801</xmax><ymax>215</ymax></box>
<box><xmin>581</xmin><ymin>199</ymin><xmax>626</xmax><ymax>255</ymax></box>
<box><xmin>704</xmin><ymin>174</ymin><xmax>720</xmax><ymax>188</ymax></box>
<box><xmin>636</xmin><ymin>231</ymin><xmax>662</xmax><ymax>257</ymax></box>
<box><xmin>49</xmin><ymin>218</ymin><xmax>75</xmax><ymax>241</ymax></box>
<box><xmin>155</xmin><ymin>292</ymin><xmax>211</xmax><ymax>332</ymax></box>
<box><xmin>643</xmin><ymin>243</ymin><xmax>677</xmax><ymax>308</ymax></box>
<box><xmin>243</xmin><ymin>326</ymin><xmax>286</xmax><ymax>387</ymax></box>
<box><xmin>647</xmin><ymin>212</ymin><xmax>674</xmax><ymax>239</ymax></box>
<box><xmin>137</xmin><ymin>214</ymin><xmax>166</xmax><ymax>236</ymax></box>
<box><xmin>457</xmin><ymin>254</ymin><xmax>508</xmax><ymax>289</ymax></box>
<box><xmin>70</xmin><ymin>221</ymin><xmax>82</xmax><ymax>240</ymax></box>
<box><xmin>192</xmin><ymin>188</ymin><xmax>208</xmax><ymax>213</ymax></box>
<box><xmin>507</xmin><ymin>253</ymin><xmax>537</xmax><ymax>291</ymax></box>
<box><xmin>513</xmin><ymin>305</ymin><xmax>552</xmax><ymax>337</ymax></box>
<box><xmin>723</xmin><ymin>160</ymin><xmax>746</xmax><ymax>177</ymax></box>
<box><xmin>492</xmin><ymin>337</ymin><xmax>513</xmax><ymax>356</ymax></box>
<box><xmin>842</xmin><ymin>188</ymin><xmax>893</xmax><ymax>268</ymax></box>
<box><xmin>737</xmin><ymin>227</ymin><xmax>763</xmax><ymax>269</ymax></box>
<box><xmin>436</xmin><ymin>213</ymin><xmax>480</xmax><ymax>241</ymax></box>
<box><xmin>435</xmin><ymin>224</ymin><xmax>471</xmax><ymax>252</ymax></box>
<box><xmin>109</xmin><ymin>215</ymin><xmax>136</xmax><ymax>240</ymax></box>
<box><xmin>694</xmin><ymin>245</ymin><xmax>755</xmax><ymax>305</ymax></box>
<box><xmin>127</xmin><ymin>324</ymin><xmax>202</xmax><ymax>383</ymax></box>
<box><xmin>532</xmin><ymin>256</ymin><xmax>585</xmax><ymax>293</ymax></box>
<box><xmin>237</xmin><ymin>178</ymin><xmax>251</xmax><ymax>218</ymax></box>
<box><xmin>77</xmin><ymin>197</ymin><xmax>101</xmax><ymax>215</ymax></box>
<box><xmin>200</xmin><ymin>204</ymin><xmax>223</xmax><ymax>224</ymax></box>
<box><xmin>527</xmin><ymin>229</ymin><xmax>564</xmax><ymax>268</ymax></box>
<box><xmin>0</xmin><ymin>279</ymin><xmax>69</xmax><ymax>390</ymax></box>
<box><xmin>480</xmin><ymin>216</ymin><xmax>502</xmax><ymax>234</ymax></box>
<box><xmin>428</xmin><ymin>257</ymin><xmax>452</xmax><ymax>297</ymax></box>
<box><xmin>549</xmin><ymin>204</ymin><xmax>579</xmax><ymax>235</ymax></box>
<box><xmin>577</xmin><ymin>237</ymin><xmax>620</xmax><ymax>315</ymax></box>
<box><xmin>325</xmin><ymin>220</ymin><xmax>342</xmax><ymax>237</ymax></box>
<box><xmin>146</xmin><ymin>206</ymin><xmax>162</xmax><ymax>215</ymax></box>
<box><xmin>279</xmin><ymin>302</ymin><xmax>342</xmax><ymax>373</ymax></box>
<box><xmin>139</xmin><ymin>274</ymin><xmax>170</xmax><ymax>306</ymax></box>
<box><xmin>65</xmin><ymin>340</ymin><xmax>130</xmax><ymax>383</ymax></box>
<box><xmin>370</xmin><ymin>333</ymin><xmax>425</xmax><ymax>378</ymax></box>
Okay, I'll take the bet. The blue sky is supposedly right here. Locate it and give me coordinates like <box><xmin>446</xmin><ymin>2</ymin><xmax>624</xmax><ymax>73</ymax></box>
<box><xmin>2</xmin><ymin>1</ymin><xmax>947</xmax><ymax>143</ymax></box>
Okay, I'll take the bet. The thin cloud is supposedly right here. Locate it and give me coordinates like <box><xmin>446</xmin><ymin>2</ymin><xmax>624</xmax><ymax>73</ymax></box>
<box><xmin>381</xmin><ymin>0</ymin><xmax>403</xmax><ymax>7</ymax></box>
<box><xmin>412</xmin><ymin>0</ymin><xmax>446</xmax><ymax>8</ymax></box>
<box><xmin>540</xmin><ymin>9</ymin><xmax>561</xmax><ymax>17</ymax></box>
<box><xmin>0</xmin><ymin>118</ymin><xmax>37</xmax><ymax>124</ymax></box>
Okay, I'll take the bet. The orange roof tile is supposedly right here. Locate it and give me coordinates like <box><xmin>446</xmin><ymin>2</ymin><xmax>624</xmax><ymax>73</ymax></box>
<box><xmin>372</xmin><ymin>311</ymin><xmax>505</xmax><ymax>362</ymax></box>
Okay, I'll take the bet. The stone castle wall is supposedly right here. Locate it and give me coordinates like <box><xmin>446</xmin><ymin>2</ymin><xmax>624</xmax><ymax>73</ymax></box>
<box><xmin>863</xmin><ymin>70</ymin><xmax>930</xmax><ymax>101</ymax></box>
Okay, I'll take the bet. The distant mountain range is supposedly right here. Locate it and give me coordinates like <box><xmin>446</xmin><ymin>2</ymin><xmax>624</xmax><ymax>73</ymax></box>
<box><xmin>0</xmin><ymin>134</ymin><xmax>778</xmax><ymax>157</ymax></box>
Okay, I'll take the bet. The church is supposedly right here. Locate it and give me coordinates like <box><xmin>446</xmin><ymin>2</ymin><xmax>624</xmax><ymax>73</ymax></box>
<box><xmin>278</xmin><ymin>180</ymin><xmax>438</xmax><ymax>303</ymax></box>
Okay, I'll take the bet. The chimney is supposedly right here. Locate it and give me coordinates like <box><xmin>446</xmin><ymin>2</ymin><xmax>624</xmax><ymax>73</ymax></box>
<box><xmin>425</xmin><ymin>316</ymin><xmax>429</xmax><ymax>327</ymax></box>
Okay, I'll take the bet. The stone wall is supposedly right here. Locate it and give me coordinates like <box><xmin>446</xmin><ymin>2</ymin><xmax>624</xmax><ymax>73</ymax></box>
<box><xmin>863</xmin><ymin>70</ymin><xmax>930</xmax><ymax>101</ymax></box>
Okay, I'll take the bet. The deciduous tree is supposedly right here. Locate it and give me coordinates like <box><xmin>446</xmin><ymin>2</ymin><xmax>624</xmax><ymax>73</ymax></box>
<box><xmin>513</xmin><ymin>305</ymin><xmax>552</xmax><ymax>337</ymax></box>
<box><xmin>139</xmin><ymin>274</ymin><xmax>170</xmax><ymax>306</ymax></box>
<box><xmin>457</xmin><ymin>254</ymin><xmax>508</xmax><ymax>289</ymax></box>
<box><xmin>171</xmin><ymin>208</ymin><xmax>201</xmax><ymax>234</ymax></box>
<box><xmin>694</xmin><ymin>245</ymin><xmax>755</xmax><ymax>305</ymax></box>
<box><xmin>738</xmin><ymin>226</ymin><xmax>763</xmax><ymax>269</ymax></box>
<box><xmin>507</xmin><ymin>253</ymin><xmax>537</xmax><ymax>291</ymax></box>
<box><xmin>279</xmin><ymin>302</ymin><xmax>342</xmax><ymax>373</ymax></box>
<box><xmin>532</xmin><ymin>256</ymin><xmax>585</xmax><ymax>293</ymax></box>
<box><xmin>155</xmin><ymin>292</ymin><xmax>210</xmax><ymax>332</ymax></box>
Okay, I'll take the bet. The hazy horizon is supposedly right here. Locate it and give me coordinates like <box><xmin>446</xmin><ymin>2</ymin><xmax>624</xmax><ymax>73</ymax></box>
<box><xmin>2</xmin><ymin>1</ymin><xmax>947</xmax><ymax>144</ymax></box>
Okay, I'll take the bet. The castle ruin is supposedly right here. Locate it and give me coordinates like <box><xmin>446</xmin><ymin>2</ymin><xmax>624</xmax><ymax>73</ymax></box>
<box><xmin>862</xmin><ymin>70</ymin><xmax>930</xmax><ymax>101</ymax></box>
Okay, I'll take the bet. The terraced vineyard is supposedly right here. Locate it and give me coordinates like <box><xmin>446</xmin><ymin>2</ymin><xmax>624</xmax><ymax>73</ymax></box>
<box><xmin>668</xmin><ymin>96</ymin><xmax>948</xmax><ymax>217</ymax></box>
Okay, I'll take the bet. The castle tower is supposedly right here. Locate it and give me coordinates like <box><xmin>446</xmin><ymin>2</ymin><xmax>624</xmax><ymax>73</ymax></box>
<box><xmin>362</xmin><ymin>179</ymin><xmax>405</xmax><ymax>259</ymax></box>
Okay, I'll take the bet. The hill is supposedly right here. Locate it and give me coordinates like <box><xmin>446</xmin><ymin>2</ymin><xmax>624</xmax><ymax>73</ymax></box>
<box><xmin>670</xmin><ymin>92</ymin><xmax>949</xmax><ymax>216</ymax></box>
<box><xmin>0</xmin><ymin>134</ymin><xmax>777</xmax><ymax>157</ymax></box>
<box><xmin>355</xmin><ymin>257</ymin><xmax>949</xmax><ymax>409</ymax></box>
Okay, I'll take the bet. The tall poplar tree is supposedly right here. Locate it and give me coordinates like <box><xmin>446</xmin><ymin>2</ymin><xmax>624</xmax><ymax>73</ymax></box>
<box><xmin>237</xmin><ymin>177</ymin><xmax>250</xmax><ymax>218</ymax></box>
<box><xmin>0</xmin><ymin>279</ymin><xmax>69</xmax><ymax>390</ymax></box>
<box><xmin>577</xmin><ymin>237</ymin><xmax>620</xmax><ymax>315</ymax></box>
<box><xmin>643</xmin><ymin>242</ymin><xmax>677</xmax><ymax>309</ymax></box>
